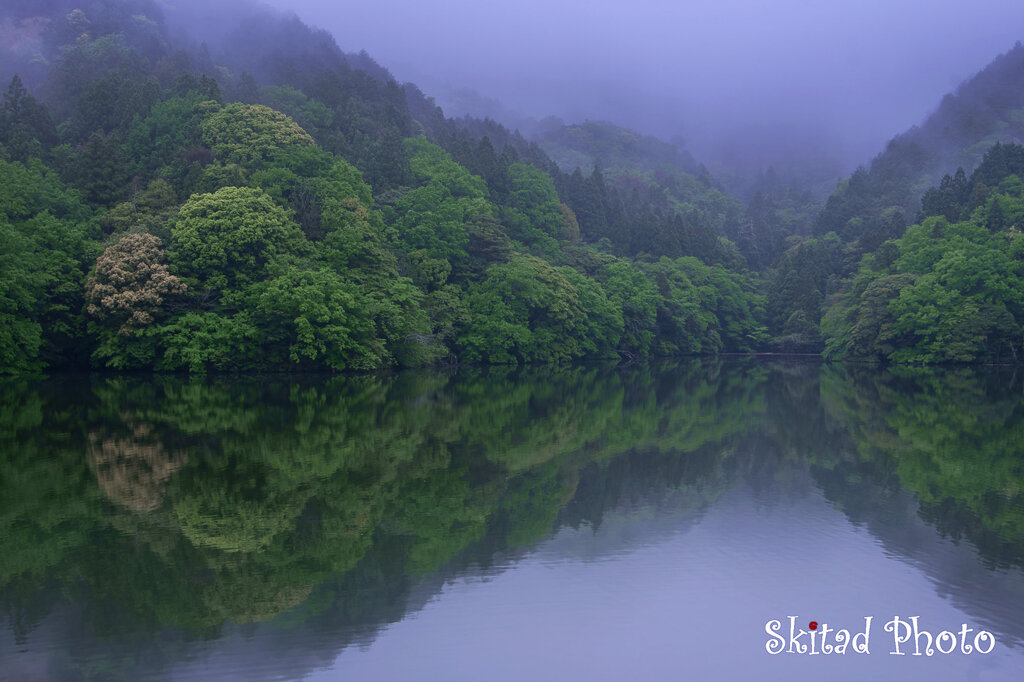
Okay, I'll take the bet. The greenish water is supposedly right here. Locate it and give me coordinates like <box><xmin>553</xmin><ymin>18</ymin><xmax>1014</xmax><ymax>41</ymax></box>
<box><xmin>1</xmin><ymin>359</ymin><xmax>1023</xmax><ymax>681</ymax></box>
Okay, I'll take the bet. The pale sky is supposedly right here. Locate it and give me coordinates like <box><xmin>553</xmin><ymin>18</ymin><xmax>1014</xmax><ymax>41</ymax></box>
<box><xmin>193</xmin><ymin>0</ymin><xmax>1024</xmax><ymax>172</ymax></box>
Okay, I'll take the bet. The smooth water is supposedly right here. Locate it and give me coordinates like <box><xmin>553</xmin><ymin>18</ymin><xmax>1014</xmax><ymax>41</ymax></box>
<box><xmin>1</xmin><ymin>359</ymin><xmax>1023</xmax><ymax>681</ymax></box>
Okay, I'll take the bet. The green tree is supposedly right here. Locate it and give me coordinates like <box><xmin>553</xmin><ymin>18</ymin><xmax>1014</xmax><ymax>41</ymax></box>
<box><xmin>0</xmin><ymin>158</ymin><xmax>96</xmax><ymax>371</ymax></box>
<box><xmin>503</xmin><ymin>162</ymin><xmax>564</xmax><ymax>253</ymax></box>
<box><xmin>246</xmin><ymin>265</ymin><xmax>384</xmax><ymax>370</ymax></box>
<box><xmin>0</xmin><ymin>217</ymin><xmax>47</xmax><ymax>371</ymax></box>
<box><xmin>458</xmin><ymin>255</ymin><xmax>590</xmax><ymax>364</ymax></box>
<box><xmin>0</xmin><ymin>76</ymin><xmax>58</xmax><ymax>161</ymax></box>
<box><xmin>170</xmin><ymin>186</ymin><xmax>307</xmax><ymax>291</ymax></box>
<box><xmin>201</xmin><ymin>103</ymin><xmax>316</xmax><ymax>168</ymax></box>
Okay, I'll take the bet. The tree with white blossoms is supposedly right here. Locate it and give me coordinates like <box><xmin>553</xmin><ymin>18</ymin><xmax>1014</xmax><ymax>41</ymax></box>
<box><xmin>85</xmin><ymin>232</ymin><xmax>186</xmax><ymax>367</ymax></box>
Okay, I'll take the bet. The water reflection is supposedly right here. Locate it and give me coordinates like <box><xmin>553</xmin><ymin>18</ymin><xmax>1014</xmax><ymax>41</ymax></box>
<box><xmin>1</xmin><ymin>360</ymin><xmax>1023</xmax><ymax>680</ymax></box>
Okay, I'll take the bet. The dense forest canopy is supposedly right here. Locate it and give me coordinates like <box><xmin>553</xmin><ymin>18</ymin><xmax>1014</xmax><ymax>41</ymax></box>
<box><xmin>1</xmin><ymin>1</ymin><xmax>1023</xmax><ymax>372</ymax></box>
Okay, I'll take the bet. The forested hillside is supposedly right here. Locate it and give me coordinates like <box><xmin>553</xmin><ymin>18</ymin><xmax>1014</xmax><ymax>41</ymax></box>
<box><xmin>0</xmin><ymin>0</ymin><xmax>766</xmax><ymax>373</ymax></box>
<box><xmin>822</xmin><ymin>143</ymin><xmax>1024</xmax><ymax>364</ymax></box>
<box><xmin>816</xmin><ymin>43</ymin><xmax>1024</xmax><ymax>247</ymax></box>
<box><xmin>1</xmin><ymin>0</ymin><xmax>1022</xmax><ymax>373</ymax></box>
<box><xmin>764</xmin><ymin>43</ymin><xmax>1024</xmax><ymax>356</ymax></box>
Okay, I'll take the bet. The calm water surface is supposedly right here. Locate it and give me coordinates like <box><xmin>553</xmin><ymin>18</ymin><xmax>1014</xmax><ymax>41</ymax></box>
<box><xmin>1</xmin><ymin>359</ymin><xmax>1023</xmax><ymax>681</ymax></box>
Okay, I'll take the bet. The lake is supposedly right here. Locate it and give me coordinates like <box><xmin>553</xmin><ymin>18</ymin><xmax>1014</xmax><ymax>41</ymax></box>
<box><xmin>2</xmin><ymin>359</ymin><xmax>1023</xmax><ymax>681</ymax></box>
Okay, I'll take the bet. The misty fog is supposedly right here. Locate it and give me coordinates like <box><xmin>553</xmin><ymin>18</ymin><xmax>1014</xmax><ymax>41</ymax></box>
<box><xmin>182</xmin><ymin>0</ymin><xmax>1024</xmax><ymax>177</ymax></box>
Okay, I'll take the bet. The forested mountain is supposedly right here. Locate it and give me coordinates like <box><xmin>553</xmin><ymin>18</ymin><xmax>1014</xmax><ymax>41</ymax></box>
<box><xmin>815</xmin><ymin>42</ymin><xmax>1024</xmax><ymax>247</ymax></box>
<box><xmin>1</xmin><ymin>0</ymin><xmax>1022</xmax><ymax>373</ymax></box>
<box><xmin>822</xmin><ymin>142</ymin><xmax>1024</xmax><ymax>364</ymax></box>
<box><xmin>537</xmin><ymin>119</ymin><xmax>701</xmax><ymax>176</ymax></box>
<box><xmin>764</xmin><ymin>42</ymin><xmax>1024</xmax><ymax>355</ymax></box>
<box><xmin>0</xmin><ymin>0</ymin><xmax>766</xmax><ymax>374</ymax></box>
<box><xmin>535</xmin><ymin>120</ymin><xmax>747</xmax><ymax>261</ymax></box>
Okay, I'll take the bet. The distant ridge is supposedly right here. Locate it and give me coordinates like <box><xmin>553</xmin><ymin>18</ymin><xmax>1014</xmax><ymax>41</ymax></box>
<box><xmin>816</xmin><ymin>41</ymin><xmax>1024</xmax><ymax>240</ymax></box>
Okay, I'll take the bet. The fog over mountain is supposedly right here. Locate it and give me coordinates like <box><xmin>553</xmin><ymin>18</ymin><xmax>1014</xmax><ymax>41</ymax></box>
<box><xmin>233</xmin><ymin>0</ymin><xmax>1024</xmax><ymax>176</ymax></box>
<box><xmin>3</xmin><ymin>0</ymin><xmax>1024</xmax><ymax>372</ymax></box>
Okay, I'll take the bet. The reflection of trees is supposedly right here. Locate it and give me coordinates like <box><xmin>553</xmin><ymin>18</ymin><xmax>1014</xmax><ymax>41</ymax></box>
<box><xmin>7</xmin><ymin>361</ymin><xmax>1022</xmax><ymax>679</ymax></box>
<box><xmin>820</xmin><ymin>365</ymin><xmax>1024</xmax><ymax>569</ymax></box>
<box><xmin>88</xmin><ymin>421</ymin><xmax>187</xmax><ymax>512</ymax></box>
<box><xmin>1</xmin><ymin>362</ymin><xmax>766</xmax><ymax>678</ymax></box>
<box><xmin>0</xmin><ymin>380</ymin><xmax>103</xmax><ymax>586</ymax></box>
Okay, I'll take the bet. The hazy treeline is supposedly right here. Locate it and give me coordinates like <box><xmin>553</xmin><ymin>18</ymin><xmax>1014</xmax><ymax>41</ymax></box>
<box><xmin>1</xmin><ymin>1</ymin><xmax>1023</xmax><ymax>372</ymax></box>
<box><xmin>0</xmin><ymin>1</ymin><xmax>765</xmax><ymax>373</ymax></box>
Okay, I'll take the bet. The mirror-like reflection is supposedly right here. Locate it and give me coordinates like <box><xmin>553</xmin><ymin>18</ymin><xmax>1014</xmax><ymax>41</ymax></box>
<box><xmin>1</xmin><ymin>360</ymin><xmax>1023</xmax><ymax>680</ymax></box>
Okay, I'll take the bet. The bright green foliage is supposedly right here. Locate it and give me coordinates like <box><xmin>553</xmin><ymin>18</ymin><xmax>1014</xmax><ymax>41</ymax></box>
<box><xmin>247</xmin><ymin>266</ymin><xmax>383</xmax><ymax>370</ymax></box>
<box><xmin>157</xmin><ymin>311</ymin><xmax>261</xmax><ymax>373</ymax></box>
<box><xmin>600</xmin><ymin>260</ymin><xmax>660</xmax><ymax>353</ymax></box>
<box><xmin>317</xmin><ymin>157</ymin><xmax>374</xmax><ymax>211</ymax></box>
<box><xmin>278</xmin><ymin>156</ymin><xmax>376</xmax><ymax>244</ymax></box>
<box><xmin>388</xmin><ymin>181</ymin><xmax>473</xmax><ymax>271</ymax></box>
<box><xmin>557</xmin><ymin>266</ymin><xmax>623</xmax><ymax>357</ymax></box>
<box><xmin>6</xmin><ymin>0</ymin><xmax>1024</xmax><ymax>375</ymax></box>
<box><xmin>249</xmin><ymin>146</ymin><xmax>333</xmax><ymax>198</ymax></box>
<box><xmin>823</xmin><ymin>145</ymin><xmax>1024</xmax><ymax>364</ymax></box>
<box><xmin>367</xmin><ymin>276</ymin><xmax>441</xmax><ymax>368</ymax></box>
<box><xmin>196</xmin><ymin>162</ymin><xmax>248</xmax><ymax>194</ymax></box>
<box><xmin>275</xmin><ymin>158</ymin><xmax>443</xmax><ymax>368</ymax></box>
<box><xmin>0</xmin><ymin>18</ymin><xmax>781</xmax><ymax>374</ymax></box>
<box><xmin>405</xmin><ymin>249</ymin><xmax>452</xmax><ymax>290</ymax></box>
<box><xmin>0</xmin><ymin>158</ymin><xmax>91</xmax><ymax>223</ymax></box>
<box><xmin>385</xmin><ymin>138</ymin><xmax>493</xmax><ymax>277</ymax></box>
<box><xmin>319</xmin><ymin>198</ymin><xmax>396</xmax><ymax>277</ymax></box>
<box><xmin>640</xmin><ymin>257</ymin><xmax>765</xmax><ymax>354</ymax></box>
<box><xmin>406</xmin><ymin>136</ymin><xmax>488</xmax><ymax>198</ymax></box>
<box><xmin>500</xmin><ymin>206</ymin><xmax>561</xmax><ymax>260</ymax></box>
<box><xmin>888</xmin><ymin>219</ymin><xmax>1024</xmax><ymax>363</ymax></box>
<box><xmin>200</xmin><ymin>103</ymin><xmax>316</xmax><ymax>168</ymax></box>
<box><xmin>824</xmin><ymin>192</ymin><xmax>1024</xmax><ymax>363</ymax></box>
<box><xmin>822</xmin><ymin>271</ymin><xmax>915</xmax><ymax>362</ymax></box>
<box><xmin>422</xmin><ymin>283</ymin><xmax>469</xmax><ymax>354</ymax></box>
<box><xmin>691</xmin><ymin>263</ymin><xmax>767</xmax><ymax>352</ymax></box>
<box><xmin>504</xmin><ymin>162</ymin><xmax>564</xmax><ymax>251</ymax></box>
<box><xmin>458</xmin><ymin>255</ymin><xmax>590</xmax><ymax>364</ymax></box>
<box><xmin>643</xmin><ymin>257</ymin><xmax>717</xmax><ymax>354</ymax></box>
<box><xmin>90</xmin><ymin>323</ymin><xmax>160</xmax><ymax>370</ymax></box>
<box><xmin>170</xmin><ymin>186</ymin><xmax>307</xmax><ymax>291</ymax></box>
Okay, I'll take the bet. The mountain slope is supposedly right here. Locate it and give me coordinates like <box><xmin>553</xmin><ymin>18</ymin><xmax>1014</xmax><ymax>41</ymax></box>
<box><xmin>0</xmin><ymin>0</ymin><xmax>768</xmax><ymax>373</ymax></box>
<box><xmin>816</xmin><ymin>42</ymin><xmax>1024</xmax><ymax>243</ymax></box>
<box><xmin>762</xmin><ymin>41</ymin><xmax>1024</xmax><ymax>353</ymax></box>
